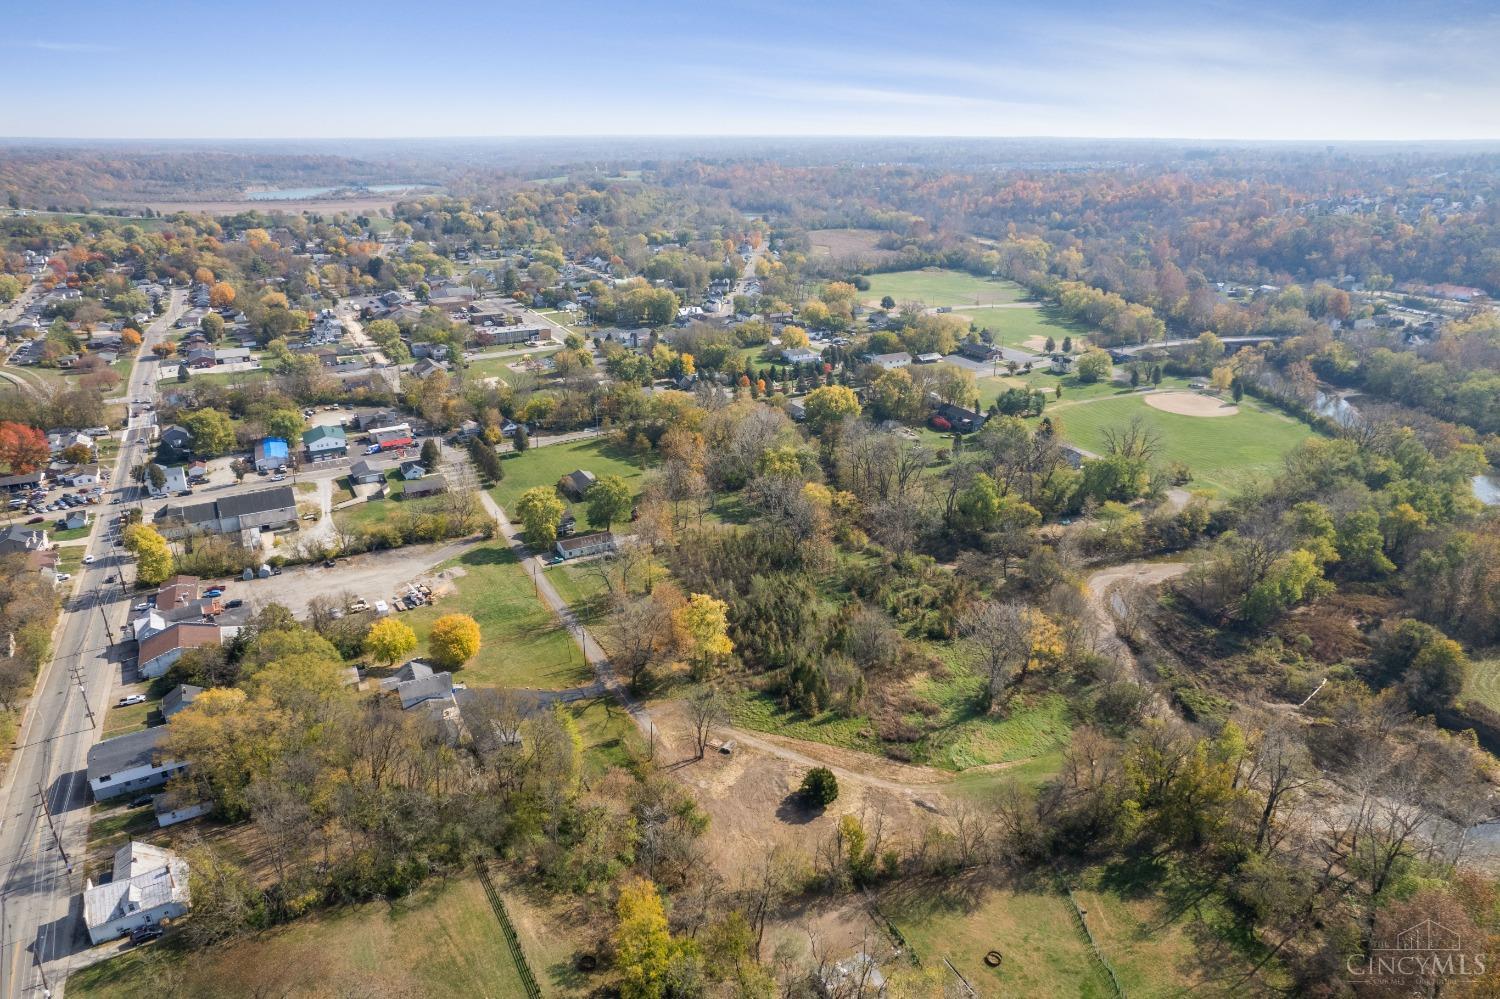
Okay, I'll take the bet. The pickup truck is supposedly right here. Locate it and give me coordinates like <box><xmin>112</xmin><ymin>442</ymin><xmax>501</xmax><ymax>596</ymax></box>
<box><xmin>347</xmin><ymin>598</ymin><xmax>369</xmax><ymax>612</ymax></box>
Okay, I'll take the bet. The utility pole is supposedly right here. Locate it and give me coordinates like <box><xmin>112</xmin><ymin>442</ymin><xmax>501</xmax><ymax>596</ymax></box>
<box><xmin>68</xmin><ymin>662</ymin><xmax>96</xmax><ymax>730</ymax></box>
<box><xmin>36</xmin><ymin>783</ymin><xmax>70</xmax><ymax>873</ymax></box>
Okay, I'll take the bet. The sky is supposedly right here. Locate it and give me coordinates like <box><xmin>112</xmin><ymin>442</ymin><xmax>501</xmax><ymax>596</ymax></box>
<box><xmin>3</xmin><ymin>0</ymin><xmax>1499</xmax><ymax>141</ymax></box>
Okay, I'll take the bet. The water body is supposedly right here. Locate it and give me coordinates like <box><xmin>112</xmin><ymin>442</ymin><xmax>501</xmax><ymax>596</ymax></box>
<box><xmin>246</xmin><ymin>184</ymin><xmax>433</xmax><ymax>201</ymax></box>
<box><xmin>1474</xmin><ymin>475</ymin><xmax>1500</xmax><ymax>507</ymax></box>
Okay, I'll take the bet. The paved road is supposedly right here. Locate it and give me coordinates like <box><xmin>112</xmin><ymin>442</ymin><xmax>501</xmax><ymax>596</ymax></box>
<box><xmin>0</xmin><ymin>289</ymin><xmax>185</xmax><ymax>998</ymax></box>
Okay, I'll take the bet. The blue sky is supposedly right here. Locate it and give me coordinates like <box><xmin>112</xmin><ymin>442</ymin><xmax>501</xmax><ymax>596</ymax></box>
<box><xmin>4</xmin><ymin>0</ymin><xmax>1498</xmax><ymax>140</ymax></box>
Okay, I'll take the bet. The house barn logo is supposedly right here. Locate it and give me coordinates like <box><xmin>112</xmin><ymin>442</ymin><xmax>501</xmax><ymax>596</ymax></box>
<box><xmin>1347</xmin><ymin>919</ymin><xmax>1488</xmax><ymax>988</ymax></box>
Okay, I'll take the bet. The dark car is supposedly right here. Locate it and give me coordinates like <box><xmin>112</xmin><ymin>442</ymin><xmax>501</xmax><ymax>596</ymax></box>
<box><xmin>226</xmin><ymin>599</ymin><xmax>243</xmax><ymax>609</ymax></box>
<box><xmin>129</xmin><ymin>925</ymin><xmax>163</xmax><ymax>946</ymax></box>
<box><xmin>128</xmin><ymin>795</ymin><xmax>154</xmax><ymax>808</ymax></box>
<box><xmin>26</xmin><ymin>516</ymin><xmax>42</xmax><ymax>525</ymax></box>
<box><xmin>323</xmin><ymin>559</ymin><xmax>336</xmax><ymax>568</ymax></box>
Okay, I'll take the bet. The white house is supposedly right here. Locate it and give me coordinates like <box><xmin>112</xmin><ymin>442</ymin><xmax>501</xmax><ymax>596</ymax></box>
<box><xmin>555</xmin><ymin>531</ymin><xmax>616</xmax><ymax>560</ymax></box>
<box><xmin>869</xmin><ymin>351</ymin><xmax>912</xmax><ymax>371</ymax></box>
<box><xmin>302</xmin><ymin>424</ymin><xmax>347</xmax><ymax>461</ymax></box>
<box><xmin>83</xmin><ymin>841</ymin><xmax>190</xmax><ymax>944</ymax></box>
<box><xmin>86</xmin><ymin>727</ymin><xmax>188</xmax><ymax>801</ymax></box>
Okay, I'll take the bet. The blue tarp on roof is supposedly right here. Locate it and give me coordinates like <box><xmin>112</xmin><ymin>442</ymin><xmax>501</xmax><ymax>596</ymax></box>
<box><xmin>260</xmin><ymin>438</ymin><xmax>289</xmax><ymax>459</ymax></box>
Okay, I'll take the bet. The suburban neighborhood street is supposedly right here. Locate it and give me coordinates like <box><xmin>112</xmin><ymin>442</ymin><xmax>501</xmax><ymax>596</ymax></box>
<box><xmin>0</xmin><ymin>289</ymin><xmax>185</xmax><ymax>998</ymax></box>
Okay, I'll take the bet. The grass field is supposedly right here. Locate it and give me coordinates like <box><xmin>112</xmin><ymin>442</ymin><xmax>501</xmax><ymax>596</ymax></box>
<box><xmin>959</xmin><ymin>303</ymin><xmax>1094</xmax><ymax>351</ymax></box>
<box><xmin>399</xmin><ymin>543</ymin><xmax>590</xmax><ymax>690</ymax></box>
<box><xmin>1464</xmin><ymin>657</ymin><xmax>1500</xmax><ymax>713</ymax></box>
<box><xmin>1051</xmin><ymin>390</ymin><xmax>1314</xmax><ymax>495</ymax></box>
<box><xmin>67</xmin><ymin>875</ymin><xmax>528</xmax><ymax>999</ymax></box>
<box><xmin>883</xmin><ymin>878</ymin><xmax>1114</xmax><ymax>997</ymax></box>
<box><xmin>862</xmin><ymin>269</ymin><xmax>1029</xmax><ymax>308</ymax></box>
<box><xmin>467</xmin><ymin>348</ymin><xmax>559</xmax><ymax>385</ymax></box>
<box><xmin>332</xmin><ymin>471</ymin><xmax>449</xmax><ymax>530</ymax></box>
<box><xmin>489</xmin><ymin>437</ymin><xmax>649</xmax><ymax>518</ymax></box>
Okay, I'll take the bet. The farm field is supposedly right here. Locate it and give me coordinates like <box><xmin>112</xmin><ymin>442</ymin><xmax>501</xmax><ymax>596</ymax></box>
<box><xmin>399</xmin><ymin>543</ymin><xmax>590</xmax><ymax>690</ymax></box>
<box><xmin>959</xmin><ymin>303</ymin><xmax>1094</xmax><ymax>351</ymax></box>
<box><xmin>488</xmin><ymin>437</ymin><xmax>648</xmax><ymax>518</ymax></box>
<box><xmin>808</xmin><ymin>227</ymin><xmax>902</xmax><ymax>262</ymax></box>
<box><xmin>1051</xmin><ymin>389</ymin><xmax>1314</xmax><ymax>495</ymax></box>
<box><xmin>66</xmin><ymin>875</ymin><xmax>529</xmax><ymax>999</ymax></box>
<box><xmin>861</xmin><ymin>268</ymin><xmax>1028</xmax><ymax>308</ymax></box>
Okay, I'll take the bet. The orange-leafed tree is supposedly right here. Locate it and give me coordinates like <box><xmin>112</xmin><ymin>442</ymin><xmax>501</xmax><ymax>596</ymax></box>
<box><xmin>209</xmin><ymin>282</ymin><xmax>236</xmax><ymax>308</ymax></box>
<box><xmin>0</xmin><ymin>422</ymin><xmax>49</xmax><ymax>473</ymax></box>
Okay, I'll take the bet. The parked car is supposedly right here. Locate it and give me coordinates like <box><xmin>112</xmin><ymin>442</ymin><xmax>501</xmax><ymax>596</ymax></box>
<box><xmin>54</xmin><ymin>573</ymin><xmax>71</xmax><ymax>582</ymax></box>
<box><xmin>82</xmin><ymin>555</ymin><xmax>95</xmax><ymax>565</ymax></box>
<box><xmin>129</xmin><ymin>925</ymin><xmax>163</xmax><ymax>946</ymax></box>
<box><xmin>204</xmin><ymin>588</ymin><xmax>224</xmax><ymax>598</ymax></box>
<box><xmin>226</xmin><ymin>598</ymin><xmax>243</xmax><ymax>609</ymax></box>
<box><xmin>132</xmin><ymin>602</ymin><xmax>150</xmax><ymax>611</ymax></box>
<box><xmin>117</xmin><ymin>693</ymin><xmax>147</xmax><ymax>707</ymax></box>
<box><xmin>374</xmin><ymin>600</ymin><xmax>390</xmax><ymax>615</ymax></box>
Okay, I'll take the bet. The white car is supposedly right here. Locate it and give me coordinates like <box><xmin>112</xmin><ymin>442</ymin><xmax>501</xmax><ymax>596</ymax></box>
<box><xmin>82</xmin><ymin>555</ymin><xmax>95</xmax><ymax>565</ymax></box>
<box><xmin>132</xmin><ymin>602</ymin><xmax>150</xmax><ymax>611</ymax></box>
<box><xmin>374</xmin><ymin>600</ymin><xmax>390</xmax><ymax>615</ymax></box>
<box><xmin>54</xmin><ymin>573</ymin><xmax>71</xmax><ymax>582</ymax></box>
<box><xmin>116</xmin><ymin>694</ymin><xmax>147</xmax><ymax>707</ymax></box>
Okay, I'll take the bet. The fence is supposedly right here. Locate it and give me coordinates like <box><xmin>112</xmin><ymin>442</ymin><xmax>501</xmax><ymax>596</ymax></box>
<box><xmin>1066</xmin><ymin>889</ymin><xmax>1126</xmax><ymax>998</ymax></box>
<box><xmin>475</xmin><ymin>862</ymin><xmax>543</xmax><ymax>999</ymax></box>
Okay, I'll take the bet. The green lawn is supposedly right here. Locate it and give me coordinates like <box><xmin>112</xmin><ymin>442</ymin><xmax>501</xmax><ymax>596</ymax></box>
<box><xmin>399</xmin><ymin>543</ymin><xmax>590</xmax><ymax>690</ymax></box>
<box><xmin>959</xmin><ymin>304</ymin><xmax>1095</xmax><ymax>351</ymax></box>
<box><xmin>862</xmin><ymin>269</ymin><xmax>1029</xmax><ymax>308</ymax></box>
<box><xmin>1464</xmin><ymin>657</ymin><xmax>1500</xmax><ymax>714</ymax></box>
<box><xmin>51</xmin><ymin>524</ymin><xmax>93</xmax><ymax>542</ymax></box>
<box><xmin>1050</xmin><ymin>390</ymin><xmax>1315</xmax><ymax>494</ymax></box>
<box><xmin>466</xmin><ymin>348</ymin><xmax>559</xmax><ymax>384</ymax></box>
<box><xmin>883</xmin><ymin>879</ymin><xmax>1113</xmax><ymax>997</ymax></box>
<box><xmin>333</xmin><ymin>471</ymin><xmax>450</xmax><ymax>530</ymax></box>
<box><xmin>489</xmin><ymin>437</ymin><xmax>650</xmax><ymax>519</ymax></box>
<box><xmin>66</xmin><ymin>875</ymin><xmax>528</xmax><ymax>999</ymax></box>
<box><xmin>169</xmin><ymin>367</ymin><xmax>272</xmax><ymax>387</ymax></box>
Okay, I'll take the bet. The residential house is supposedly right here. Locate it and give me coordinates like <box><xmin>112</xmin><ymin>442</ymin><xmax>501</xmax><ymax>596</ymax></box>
<box><xmin>85</xmin><ymin>727</ymin><xmax>188</xmax><ymax>801</ymax></box>
<box><xmin>399</xmin><ymin>461</ymin><xmax>426</xmax><ymax>480</ymax></box>
<box><xmin>869</xmin><ymin>351</ymin><xmax>912</xmax><ymax>371</ymax></box>
<box><xmin>59</xmin><ymin>511</ymin><xmax>90</xmax><ymax>532</ymax></box>
<box><xmin>409</xmin><ymin>357</ymin><xmax>445</xmax><ymax>380</ymax></box>
<box><xmin>930</xmin><ymin>402</ymin><xmax>988</xmax><ymax>434</ymax></box>
<box><xmin>402</xmin><ymin>475</ymin><xmax>447</xmax><ymax>499</ymax></box>
<box><xmin>60</xmin><ymin>463</ymin><xmax>102</xmax><ymax>487</ymax></box>
<box><xmin>138</xmin><ymin>622</ymin><xmax>221</xmax><ymax>679</ymax></box>
<box><xmin>130</xmin><ymin>609</ymin><xmax>167</xmax><ymax>643</ymax></box>
<box><xmin>159</xmin><ymin>465</ymin><xmax>189</xmax><ymax>496</ymax></box>
<box><xmin>153</xmin><ymin>790</ymin><xmax>212</xmax><ymax>828</ymax></box>
<box><xmin>158</xmin><ymin>425</ymin><xmax>192</xmax><ymax>455</ymax></box>
<box><xmin>154</xmin><ymin>575</ymin><xmax>201</xmax><ymax>612</ymax></box>
<box><xmin>915</xmin><ymin>352</ymin><xmax>944</xmax><ymax>364</ymax></box>
<box><xmin>214</xmin><ymin>347</ymin><xmax>252</xmax><ymax>365</ymax></box>
<box><xmin>187</xmin><ymin>460</ymin><xmax>208</xmax><ymax>482</ymax></box>
<box><xmin>958</xmin><ymin>341</ymin><xmax>1002</xmax><ymax>363</ymax></box>
<box><xmin>380</xmin><ymin>660</ymin><xmax>455</xmax><ymax>711</ymax></box>
<box><xmin>781</xmin><ymin>347</ymin><xmax>822</xmax><ymax>365</ymax></box>
<box><xmin>302</xmin><ymin>424</ymin><xmax>347</xmax><ymax>462</ymax></box>
<box><xmin>349</xmin><ymin>460</ymin><xmax>384</xmax><ymax>486</ymax></box>
<box><xmin>161</xmin><ymin>684</ymin><xmax>203</xmax><ymax>720</ymax></box>
<box><xmin>185</xmin><ymin>348</ymin><xmax>217</xmax><ymax>370</ymax></box>
<box><xmin>785</xmin><ymin>399</ymin><xmax>807</xmax><ymax>422</ymax></box>
<box><xmin>410</xmin><ymin>342</ymin><xmax>450</xmax><ymax>361</ymax></box>
<box><xmin>0</xmin><ymin>524</ymin><xmax>49</xmax><ymax>556</ymax></box>
<box><xmin>559</xmin><ymin>469</ymin><xmax>596</xmax><ymax>500</ymax></box>
<box><xmin>83</xmin><ymin>841</ymin><xmax>191</xmax><ymax>944</ymax></box>
<box><xmin>556</xmin><ymin>531</ymin><xmax>616</xmax><ymax>560</ymax></box>
<box><xmin>1050</xmin><ymin>354</ymin><xmax>1075</xmax><ymax>374</ymax></box>
<box><xmin>252</xmin><ymin>437</ymin><xmax>290</xmax><ymax>473</ymax></box>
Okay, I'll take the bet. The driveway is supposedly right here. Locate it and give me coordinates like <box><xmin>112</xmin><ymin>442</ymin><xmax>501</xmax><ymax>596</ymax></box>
<box><xmin>231</xmin><ymin>538</ymin><xmax>482</xmax><ymax>616</ymax></box>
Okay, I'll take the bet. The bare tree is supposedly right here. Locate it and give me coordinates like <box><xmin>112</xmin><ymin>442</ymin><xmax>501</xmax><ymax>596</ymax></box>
<box><xmin>688</xmin><ymin>684</ymin><xmax>728</xmax><ymax>759</ymax></box>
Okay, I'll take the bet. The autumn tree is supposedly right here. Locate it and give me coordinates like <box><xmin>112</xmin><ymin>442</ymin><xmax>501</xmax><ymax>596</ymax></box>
<box><xmin>182</xmin><ymin>408</ymin><xmax>237</xmax><ymax>457</ymax></box>
<box><xmin>515</xmin><ymin>486</ymin><xmax>565</xmax><ymax>550</ymax></box>
<box><xmin>428</xmin><ymin>613</ymin><xmax>481</xmax><ymax>670</ymax></box>
<box><xmin>363</xmin><ymin>617</ymin><xmax>417</xmax><ymax>668</ymax></box>
<box><xmin>123</xmin><ymin>523</ymin><xmax>174</xmax><ymax>585</ymax></box>
<box><xmin>0</xmin><ymin>422</ymin><xmax>49</xmax><ymax>473</ymax></box>
<box><xmin>674</xmin><ymin>593</ymin><xmax>733</xmax><ymax>679</ymax></box>
<box><xmin>615</xmin><ymin>878</ymin><xmax>680</xmax><ymax>999</ymax></box>
<box><xmin>1076</xmin><ymin>348</ymin><xmax>1113</xmax><ymax>384</ymax></box>
<box><xmin>585</xmin><ymin>474</ymin><xmax>633</xmax><ymax>529</ymax></box>
<box><xmin>801</xmin><ymin>385</ymin><xmax>860</xmax><ymax>435</ymax></box>
<box><xmin>209</xmin><ymin>282</ymin><xmax>236</xmax><ymax>308</ymax></box>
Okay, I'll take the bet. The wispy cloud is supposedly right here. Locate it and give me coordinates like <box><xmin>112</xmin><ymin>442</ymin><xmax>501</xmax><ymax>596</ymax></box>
<box><xmin>21</xmin><ymin>40</ymin><xmax>117</xmax><ymax>53</ymax></box>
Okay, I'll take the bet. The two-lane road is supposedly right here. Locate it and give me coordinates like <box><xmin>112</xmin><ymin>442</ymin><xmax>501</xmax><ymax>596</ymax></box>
<box><xmin>0</xmin><ymin>288</ymin><xmax>185</xmax><ymax>998</ymax></box>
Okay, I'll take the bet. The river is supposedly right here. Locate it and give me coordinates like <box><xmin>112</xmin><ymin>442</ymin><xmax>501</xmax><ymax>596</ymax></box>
<box><xmin>246</xmin><ymin>183</ymin><xmax>433</xmax><ymax>201</ymax></box>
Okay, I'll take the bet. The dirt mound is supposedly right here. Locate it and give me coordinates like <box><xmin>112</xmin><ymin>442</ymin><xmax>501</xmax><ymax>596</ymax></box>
<box><xmin>1145</xmin><ymin>391</ymin><xmax>1238</xmax><ymax>417</ymax></box>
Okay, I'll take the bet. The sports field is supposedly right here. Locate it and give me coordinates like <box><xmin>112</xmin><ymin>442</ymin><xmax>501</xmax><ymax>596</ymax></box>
<box><xmin>959</xmin><ymin>304</ymin><xmax>1094</xmax><ymax>351</ymax></box>
<box><xmin>862</xmin><ymin>268</ymin><xmax>1028</xmax><ymax>308</ymax></box>
<box><xmin>1053</xmin><ymin>390</ymin><xmax>1314</xmax><ymax>495</ymax></box>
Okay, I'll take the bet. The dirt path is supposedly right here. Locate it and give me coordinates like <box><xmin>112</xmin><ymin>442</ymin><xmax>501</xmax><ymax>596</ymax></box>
<box><xmin>1083</xmin><ymin>560</ymin><xmax>1189</xmax><ymax>676</ymax></box>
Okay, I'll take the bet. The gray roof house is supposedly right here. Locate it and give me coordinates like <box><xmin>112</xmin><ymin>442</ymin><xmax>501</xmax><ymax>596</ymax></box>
<box><xmin>86</xmin><ymin>727</ymin><xmax>187</xmax><ymax>801</ymax></box>
<box><xmin>349</xmin><ymin>460</ymin><xmax>384</xmax><ymax>485</ymax></box>
<box><xmin>0</xmin><ymin>524</ymin><xmax>49</xmax><ymax>556</ymax></box>
<box><xmin>380</xmin><ymin>660</ymin><xmax>455</xmax><ymax>710</ymax></box>
<box><xmin>402</xmin><ymin>475</ymin><xmax>447</xmax><ymax>499</ymax></box>
<box><xmin>161</xmin><ymin>683</ymin><xmax>204</xmax><ymax>719</ymax></box>
<box><xmin>556</xmin><ymin>531</ymin><xmax>616</xmax><ymax>560</ymax></box>
<box><xmin>559</xmin><ymin>469</ymin><xmax>596</xmax><ymax>500</ymax></box>
<box><xmin>83</xmin><ymin>841</ymin><xmax>190</xmax><ymax>944</ymax></box>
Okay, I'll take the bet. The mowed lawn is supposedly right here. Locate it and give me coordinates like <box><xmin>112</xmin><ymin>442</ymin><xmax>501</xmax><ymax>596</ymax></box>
<box><xmin>400</xmin><ymin>543</ymin><xmax>591</xmax><ymax>690</ymax></box>
<box><xmin>490</xmin><ymin>437</ymin><xmax>649</xmax><ymax>519</ymax></box>
<box><xmin>1463</xmin><ymin>657</ymin><xmax>1500</xmax><ymax>714</ymax></box>
<box><xmin>1052</xmin><ymin>391</ymin><xmax>1314</xmax><ymax>495</ymax></box>
<box><xmin>862</xmin><ymin>268</ymin><xmax>1028</xmax><ymax>308</ymax></box>
<box><xmin>959</xmin><ymin>303</ymin><xmax>1095</xmax><ymax>351</ymax></box>
<box><xmin>882</xmin><ymin>880</ymin><xmax>1114</xmax><ymax>997</ymax></box>
<box><xmin>67</xmin><ymin>875</ymin><xmax>528</xmax><ymax>999</ymax></box>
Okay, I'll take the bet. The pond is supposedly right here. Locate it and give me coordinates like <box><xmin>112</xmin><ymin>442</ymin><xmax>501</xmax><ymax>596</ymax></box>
<box><xmin>1474</xmin><ymin>475</ymin><xmax>1500</xmax><ymax>507</ymax></box>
